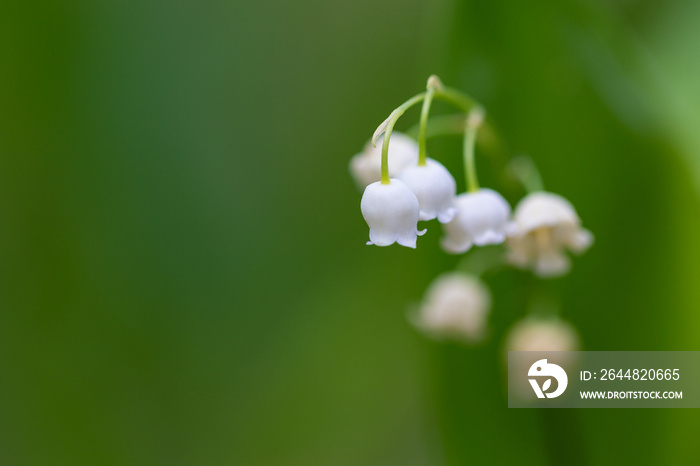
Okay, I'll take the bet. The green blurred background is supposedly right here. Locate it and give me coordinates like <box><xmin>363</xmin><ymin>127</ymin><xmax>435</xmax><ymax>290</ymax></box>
<box><xmin>1</xmin><ymin>0</ymin><xmax>700</xmax><ymax>464</ymax></box>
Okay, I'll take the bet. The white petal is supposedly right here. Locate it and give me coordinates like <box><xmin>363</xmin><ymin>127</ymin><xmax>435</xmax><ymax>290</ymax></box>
<box><xmin>414</xmin><ymin>272</ymin><xmax>491</xmax><ymax>342</ymax></box>
<box><xmin>506</xmin><ymin>192</ymin><xmax>593</xmax><ymax>277</ymax></box>
<box><xmin>441</xmin><ymin>188</ymin><xmax>512</xmax><ymax>254</ymax></box>
<box><xmin>473</xmin><ymin>229</ymin><xmax>506</xmax><ymax>246</ymax></box>
<box><xmin>567</xmin><ymin>228</ymin><xmax>594</xmax><ymax>253</ymax></box>
<box><xmin>397</xmin><ymin>158</ymin><xmax>456</xmax><ymax>223</ymax></box>
<box><xmin>368</xmin><ymin>228</ymin><xmax>399</xmax><ymax>247</ymax></box>
<box><xmin>513</xmin><ymin>191</ymin><xmax>580</xmax><ymax>234</ymax></box>
<box><xmin>361</xmin><ymin>179</ymin><xmax>424</xmax><ymax>248</ymax></box>
<box><xmin>437</xmin><ymin>207</ymin><xmax>457</xmax><ymax>224</ymax></box>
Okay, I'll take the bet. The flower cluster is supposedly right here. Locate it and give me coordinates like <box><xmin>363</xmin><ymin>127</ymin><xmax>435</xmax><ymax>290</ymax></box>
<box><xmin>350</xmin><ymin>76</ymin><xmax>593</xmax><ymax>350</ymax></box>
<box><xmin>351</xmin><ymin>136</ymin><xmax>591</xmax><ymax>267</ymax></box>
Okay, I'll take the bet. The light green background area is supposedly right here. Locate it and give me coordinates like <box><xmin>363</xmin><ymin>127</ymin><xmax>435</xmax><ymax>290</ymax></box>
<box><xmin>1</xmin><ymin>0</ymin><xmax>699</xmax><ymax>465</ymax></box>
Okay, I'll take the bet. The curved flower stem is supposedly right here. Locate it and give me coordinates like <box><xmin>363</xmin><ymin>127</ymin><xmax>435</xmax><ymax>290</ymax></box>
<box><xmin>406</xmin><ymin>113</ymin><xmax>467</xmax><ymax>140</ymax></box>
<box><xmin>375</xmin><ymin>92</ymin><xmax>426</xmax><ymax>184</ymax></box>
<box><xmin>417</xmin><ymin>85</ymin><xmax>438</xmax><ymax>166</ymax></box>
<box><xmin>433</xmin><ymin>86</ymin><xmax>478</xmax><ymax>113</ymax></box>
<box><xmin>371</xmin><ymin>78</ymin><xmax>483</xmax><ymax>185</ymax></box>
<box><xmin>464</xmin><ymin>108</ymin><xmax>485</xmax><ymax>193</ymax></box>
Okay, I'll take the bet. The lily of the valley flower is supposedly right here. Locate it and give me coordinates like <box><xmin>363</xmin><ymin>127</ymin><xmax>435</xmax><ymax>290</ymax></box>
<box><xmin>505</xmin><ymin>316</ymin><xmax>580</xmax><ymax>400</ymax></box>
<box><xmin>413</xmin><ymin>272</ymin><xmax>491</xmax><ymax>342</ymax></box>
<box><xmin>507</xmin><ymin>192</ymin><xmax>593</xmax><ymax>277</ymax></box>
<box><xmin>349</xmin><ymin>132</ymin><xmax>419</xmax><ymax>189</ymax></box>
<box><xmin>505</xmin><ymin>316</ymin><xmax>580</xmax><ymax>352</ymax></box>
<box><xmin>397</xmin><ymin>158</ymin><xmax>456</xmax><ymax>223</ymax></box>
<box><xmin>361</xmin><ymin>179</ymin><xmax>426</xmax><ymax>248</ymax></box>
<box><xmin>441</xmin><ymin>188</ymin><xmax>514</xmax><ymax>254</ymax></box>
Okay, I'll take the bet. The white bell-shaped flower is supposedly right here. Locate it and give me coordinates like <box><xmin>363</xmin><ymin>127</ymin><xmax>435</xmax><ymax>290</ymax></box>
<box><xmin>507</xmin><ymin>192</ymin><xmax>593</xmax><ymax>277</ymax></box>
<box><xmin>412</xmin><ymin>272</ymin><xmax>491</xmax><ymax>342</ymax></box>
<box><xmin>361</xmin><ymin>179</ymin><xmax>427</xmax><ymax>248</ymax></box>
<box><xmin>441</xmin><ymin>188</ymin><xmax>514</xmax><ymax>254</ymax></box>
<box><xmin>349</xmin><ymin>132</ymin><xmax>419</xmax><ymax>189</ymax></box>
<box><xmin>397</xmin><ymin>158</ymin><xmax>457</xmax><ymax>223</ymax></box>
<box><xmin>505</xmin><ymin>316</ymin><xmax>580</xmax><ymax>400</ymax></box>
<box><xmin>505</xmin><ymin>316</ymin><xmax>580</xmax><ymax>352</ymax></box>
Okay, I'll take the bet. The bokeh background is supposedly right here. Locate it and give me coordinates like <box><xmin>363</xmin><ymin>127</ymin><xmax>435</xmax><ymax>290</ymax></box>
<box><xmin>2</xmin><ymin>0</ymin><xmax>700</xmax><ymax>464</ymax></box>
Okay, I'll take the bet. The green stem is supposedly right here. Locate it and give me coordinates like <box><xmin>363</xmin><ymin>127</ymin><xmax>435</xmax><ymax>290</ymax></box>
<box><xmin>417</xmin><ymin>86</ymin><xmax>437</xmax><ymax>166</ymax></box>
<box><xmin>376</xmin><ymin>92</ymin><xmax>426</xmax><ymax>184</ymax></box>
<box><xmin>372</xmin><ymin>80</ymin><xmax>482</xmax><ymax>185</ymax></box>
<box><xmin>464</xmin><ymin>109</ymin><xmax>484</xmax><ymax>193</ymax></box>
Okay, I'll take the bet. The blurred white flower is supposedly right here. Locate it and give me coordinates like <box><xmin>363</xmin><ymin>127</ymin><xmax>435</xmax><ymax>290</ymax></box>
<box><xmin>505</xmin><ymin>316</ymin><xmax>580</xmax><ymax>401</ymax></box>
<box><xmin>361</xmin><ymin>179</ymin><xmax>426</xmax><ymax>248</ymax></box>
<box><xmin>413</xmin><ymin>272</ymin><xmax>491</xmax><ymax>342</ymax></box>
<box><xmin>504</xmin><ymin>316</ymin><xmax>580</xmax><ymax>352</ymax></box>
<box><xmin>397</xmin><ymin>158</ymin><xmax>456</xmax><ymax>223</ymax></box>
<box><xmin>441</xmin><ymin>188</ymin><xmax>514</xmax><ymax>254</ymax></box>
<box><xmin>507</xmin><ymin>192</ymin><xmax>593</xmax><ymax>277</ymax></box>
<box><xmin>349</xmin><ymin>132</ymin><xmax>419</xmax><ymax>189</ymax></box>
